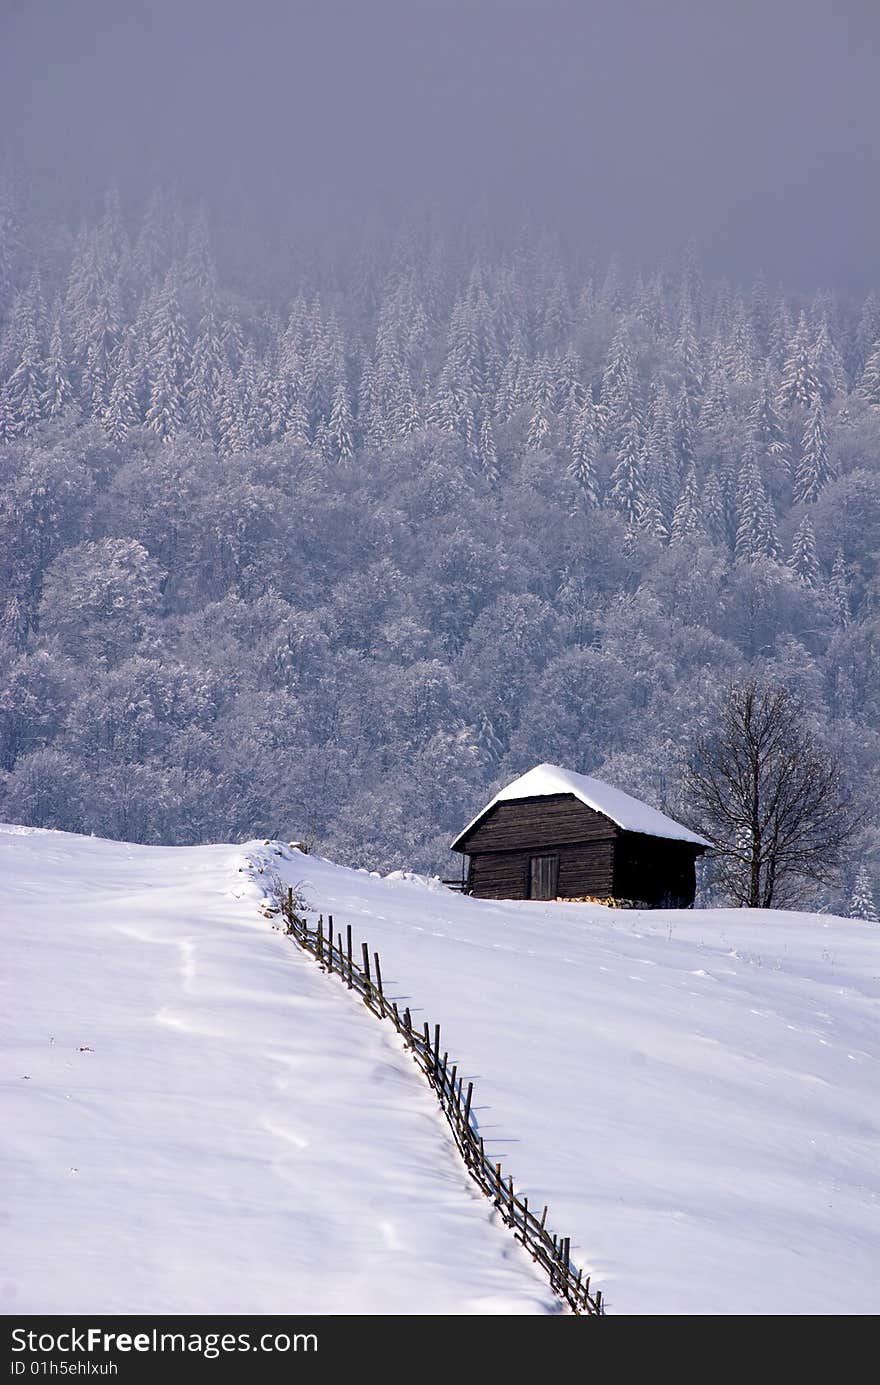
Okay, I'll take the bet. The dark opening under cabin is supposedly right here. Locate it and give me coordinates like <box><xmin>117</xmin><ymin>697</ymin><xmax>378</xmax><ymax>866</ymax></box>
<box><xmin>451</xmin><ymin>763</ymin><xmax>710</xmax><ymax>907</ymax></box>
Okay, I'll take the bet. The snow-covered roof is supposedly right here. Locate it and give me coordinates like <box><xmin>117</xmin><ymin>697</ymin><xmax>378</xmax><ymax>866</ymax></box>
<box><xmin>451</xmin><ymin>763</ymin><xmax>711</xmax><ymax>850</ymax></box>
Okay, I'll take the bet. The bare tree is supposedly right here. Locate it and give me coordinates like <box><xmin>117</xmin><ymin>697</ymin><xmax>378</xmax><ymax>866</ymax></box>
<box><xmin>682</xmin><ymin>680</ymin><xmax>860</xmax><ymax>908</ymax></box>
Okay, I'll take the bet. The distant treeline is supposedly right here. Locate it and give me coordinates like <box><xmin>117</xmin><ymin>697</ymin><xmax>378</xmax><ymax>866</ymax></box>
<box><xmin>0</xmin><ymin>185</ymin><xmax>878</xmax><ymax>910</ymax></box>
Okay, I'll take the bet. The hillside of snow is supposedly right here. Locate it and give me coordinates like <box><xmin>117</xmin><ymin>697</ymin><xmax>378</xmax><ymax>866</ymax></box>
<box><xmin>267</xmin><ymin>843</ymin><xmax>880</xmax><ymax>1316</ymax></box>
<box><xmin>0</xmin><ymin>825</ymin><xmax>557</xmax><ymax>1315</ymax></box>
<box><xmin>4</xmin><ymin>824</ymin><xmax>879</xmax><ymax>1316</ymax></box>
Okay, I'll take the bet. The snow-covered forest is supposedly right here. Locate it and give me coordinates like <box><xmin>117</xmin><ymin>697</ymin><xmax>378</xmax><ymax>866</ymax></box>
<box><xmin>1</xmin><ymin>185</ymin><xmax>878</xmax><ymax>910</ymax></box>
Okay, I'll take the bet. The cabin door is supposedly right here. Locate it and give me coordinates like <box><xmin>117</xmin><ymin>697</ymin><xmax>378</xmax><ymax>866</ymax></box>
<box><xmin>529</xmin><ymin>854</ymin><xmax>559</xmax><ymax>901</ymax></box>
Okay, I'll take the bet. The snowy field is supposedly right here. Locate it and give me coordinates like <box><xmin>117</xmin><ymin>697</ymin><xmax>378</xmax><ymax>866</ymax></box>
<box><xmin>268</xmin><ymin>843</ymin><xmax>880</xmax><ymax>1316</ymax></box>
<box><xmin>3</xmin><ymin>825</ymin><xmax>879</xmax><ymax>1316</ymax></box>
<box><xmin>0</xmin><ymin>825</ymin><xmax>557</xmax><ymax>1316</ymax></box>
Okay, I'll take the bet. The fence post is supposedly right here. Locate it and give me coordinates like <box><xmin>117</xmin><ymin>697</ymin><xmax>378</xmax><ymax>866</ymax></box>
<box><xmin>362</xmin><ymin>943</ymin><xmax>371</xmax><ymax>994</ymax></box>
<box><xmin>346</xmin><ymin>925</ymin><xmax>353</xmax><ymax>989</ymax></box>
<box><xmin>374</xmin><ymin>952</ymin><xmax>385</xmax><ymax>1017</ymax></box>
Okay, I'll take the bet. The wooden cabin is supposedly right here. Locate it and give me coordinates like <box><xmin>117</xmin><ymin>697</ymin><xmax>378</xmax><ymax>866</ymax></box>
<box><xmin>451</xmin><ymin>763</ymin><xmax>709</xmax><ymax>907</ymax></box>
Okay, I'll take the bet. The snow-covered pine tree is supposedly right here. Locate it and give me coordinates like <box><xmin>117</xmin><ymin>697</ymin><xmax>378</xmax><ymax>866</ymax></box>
<box><xmin>849</xmin><ymin>865</ymin><xmax>878</xmax><ymax>922</ymax></box>
<box><xmin>701</xmin><ymin>468</ymin><xmax>729</xmax><ymax>546</ymax></box>
<box><xmin>216</xmin><ymin>361</ymin><xmax>249</xmax><ymax>454</ymax></box>
<box><xmin>828</xmin><ymin>548</ymin><xmax>850</xmax><ymax>626</ymax></box>
<box><xmin>734</xmin><ymin>452</ymin><xmax>776</xmax><ymax>562</ymax></box>
<box><xmin>608</xmin><ymin>414</ymin><xmax>644</xmax><ymax>524</ymax></box>
<box><xmin>42</xmin><ymin>318</ymin><xmax>74</xmax><ymax>418</ymax></box>
<box><xmin>758</xmin><ymin>492</ymin><xmax>781</xmax><ymax>561</ymax></box>
<box><xmin>3</xmin><ymin>314</ymin><xmax>45</xmax><ymax>435</ymax></box>
<box><xmin>673</xmin><ymin>384</ymin><xmax>696</xmax><ymax>467</ymax></box>
<box><xmin>388</xmin><ymin>360</ymin><xmax>422</xmax><ymax>439</ymax></box>
<box><xmin>698</xmin><ymin>355</ymin><xmax>730</xmax><ymax>436</ymax></box>
<box><xmin>62</xmin><ymin>232</ymin><xmax>103</xmax><ymax>369</ymax></box>
<box><xmin>461</xmin><ymin>403</ymin><xmax>478</xmax><ymax>461</ymax></box>
<box><xmin>788</xmin><ymin>515</ymin><xmax>820</xmax><ymax>586</ymax></box>
<box><xmin>444</xmin><ymin>298</ymin><xmax>484</xmax><ymax>399</ymax></box>
<box><xmin>601</xmin><ymin>326</ymin><xmax>637</xmax><ymax>442</ymax></box>
<box><xmin>477</xmin><ymin>711</ymin><xmax>504</xmax><ymax>764</ymax></box>
<box><xmin>726</xmin><ymin>297</ymin><xmax>758</xmax><ymax>384</ymax></box>
<box><xmin>638</xmin><ymin>480</ymin><xmax>669</xmax><ymax>543</ymax></box>
<box><xmin>794</xmin><ymin>397</ymin><xmax>834</xmax><ymax>504</ymax></box>
<box><xmin>82</xmin><ymin>282</ymin><xmax>121</xmax><ymax>418</ymax></box>
<box><xmin>567</xmin><ymin>404</ymin><xmax>599</xmax><ymax>507</ymax></box>
<box><xmin>236</xmin><ymin>345</ymin><xmax>264</xmax><ymax>447</ymax></box>
<box><xmin>777</xmin><ymin>311</ymin><xmax>822</xmax><ymax>409</ymax></box>
<box><xmin>670</xmin><ymin>464</ymin><xmax>701</xmax><ymax>546</ymax></box>
<box><xmin>749</xmin><ymin>368</ymin><xmax>790</xmax><ymax>473</ymax></box>
<box><xmin>0</xmin><ymin>379</ymin><xmax>17</xmax><ymax>442</ymax></box>
<box><xmin>328</xmin><ymin>379</ymin><xmax>355</xmax><ymax>463</ymax></box>
<box><xmin>633</xmin><ymin>270</ymin><xmax>667</xmax><ymax>337</ymax></box>
<box><xmin>526</xmin><ymin>400</ymin><xmax>552</xmax><ymax>452</ymax></box>
<box><xmin>858</xmin><ymin>339</ymin><xmax>880</xmax><ymax>405</ymax></box>
<box><xmin>478</xmin><ymin>415</ymin><xmax>498</xmax><ymax>481</ymax></box>
<box><xmin>809</xmin><ymin>318</ymin><xmax>844</xmax><ymax>402</ymax></box>
<box><xmin>428</xmin><ymin>360</ymin><xmax>466</xmax><ymax>435</ymax></box>
<box><xmin>186</xmin><ymin>306</ymin><xmax>225</xmax><ymax>443</ymax></box>
<box><xmin>643</xmin><ymin>412</ymin><xmax>676</xmax><ymax>517</ymax></box>
<box><xmin>103</xmin><ymin>332</ymin><xmax>140</xmax><ymax>443</ymax></box>
<box><xmin>768</xmin><ymin>291</ymin><xmax>793</xmax><ymax>368</ymax></box>
<box><xmin>221</xmin><ymin>316</ymin><xmax>245</xmax><ymax>375</ymax></box>
<box><xmin>0</xmin><ymin>176</ymin><xmax>20</xmax><ymax>311</ymax></box>
<box><xmin>145</xmin><ymin>274</ymin><xmax>188</xmax><ymax>441</ymax></box>
<box><xmin>749</xmin><ymin>271</ymin><xmax>771</xmax><ymax>352</ymax></box>
<box><xmin>286</xmin><ymin>393</ymin><xmax>312</xmax><ymax>448</ymax></box>
<box><xmin>495</xmin><ymin>339</ymin><xmax>527</xmax><ymax>422</ymax></box>
<box><xmin>854</xmin><ymin>293</ymin><xmax>880</xmax><ymax>371</ymax></box>
<box><xmin>674</xmin><ymin>309</ymin><xmax>703</xmax><ymax>400</ymax></box>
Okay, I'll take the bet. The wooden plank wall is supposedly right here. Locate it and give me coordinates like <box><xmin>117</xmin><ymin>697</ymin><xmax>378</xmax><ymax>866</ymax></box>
<box><xmin>469</xmin><ymin>841</ymin><xmax>615</xmax><ymax>900</ymax></box>
<box><xmin>468</xmin><ymin>850</ymin><xmax>529</xmax><ymax>898</ymax></box>
<box><xmin>558</xmin><ymin>841</ymin><xmax>615</xmax><ymax>898</ymax></box>
<box><xmin>461</xmin><ymin>794</ymin><xmax>618</xmax><ymax>853</ymax></box>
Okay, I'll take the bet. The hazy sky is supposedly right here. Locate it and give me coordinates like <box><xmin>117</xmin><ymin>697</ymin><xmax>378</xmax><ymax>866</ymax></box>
<box><xmin>3</xmin><ymin>0</ymin><xmax>879</xmax><ymax>290</ymax></box>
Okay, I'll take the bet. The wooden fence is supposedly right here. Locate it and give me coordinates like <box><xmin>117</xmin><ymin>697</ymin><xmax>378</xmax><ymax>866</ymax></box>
<box><xmin>277</xmin><ymin>887</ymin><xmax>605</xmax><ymax>1316</ymax></box>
